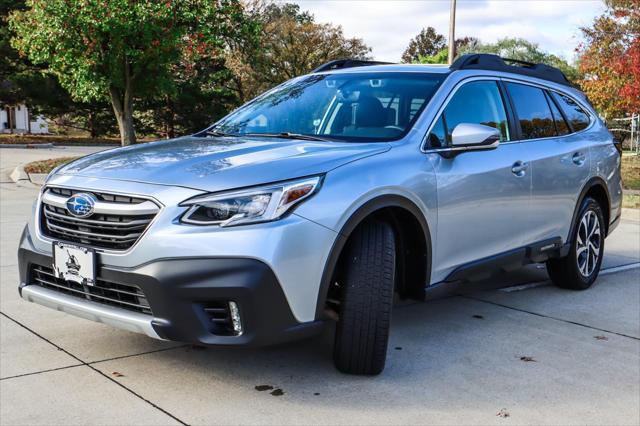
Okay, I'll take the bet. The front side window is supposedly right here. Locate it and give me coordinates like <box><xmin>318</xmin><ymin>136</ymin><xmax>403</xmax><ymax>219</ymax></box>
<box><xmin>428</xmin><ymin>80</ymin><xmax>510</xmax><ymax>147</ymax></box>
<box><xmin>214</xmin><ymin>72</ymin><xmax>445</xmax><ymax>142</ymax></box>
<box><xmin>506</xmin><ymin>82</ymin><xmax>557</xmax><ymax>140</ymax></box>
<box><xmin>550</xmin><ymin>92</ymin><xmax>591</xmax><ymax>132</ymax></box>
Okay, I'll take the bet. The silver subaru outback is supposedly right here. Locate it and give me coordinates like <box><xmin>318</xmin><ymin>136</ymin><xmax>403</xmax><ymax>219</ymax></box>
<box><xmin>18</xmin><ymin>54</ymin><xmax>622</xmax><ymax>375</ymax></box>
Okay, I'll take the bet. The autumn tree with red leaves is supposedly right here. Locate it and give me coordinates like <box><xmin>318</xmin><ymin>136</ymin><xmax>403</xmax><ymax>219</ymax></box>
<box><xmin>578</xmin><ymin>0</ymin><xmax>639</xmax><ymax>118</ymax></box>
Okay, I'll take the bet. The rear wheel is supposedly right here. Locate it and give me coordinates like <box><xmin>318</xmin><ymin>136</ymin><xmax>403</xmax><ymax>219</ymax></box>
<box><xmin>333</xmin><ymin>221</ymin><xmax>396</xmax><ymax>375</ymax></box>
<box><xmin>547</xmin><ymin>197</ymin><xmax>605</xmax><ymax>290</ymax></box>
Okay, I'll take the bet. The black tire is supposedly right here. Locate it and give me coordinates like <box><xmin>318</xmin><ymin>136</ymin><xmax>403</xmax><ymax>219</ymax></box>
<box><xmin>333</xmin><ymin>220</ymin><xmax>396</xmax><ymax>375</ymax></box>
<box><xmin>547</xmin><ymin>197</ymin><xmax>605</xmax><ymax>290</ymax></box>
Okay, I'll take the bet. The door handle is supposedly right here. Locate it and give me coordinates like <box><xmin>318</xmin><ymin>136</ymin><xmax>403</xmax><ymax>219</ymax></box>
<box><xmin>572</xmin><ymin>152</ymin><xmax>586</xmax><ymax>166</ymax></box>
<box><xmin>511</xmin><ymin>161</ymin><xmax>529</xmax><ymax>177</ymax></box>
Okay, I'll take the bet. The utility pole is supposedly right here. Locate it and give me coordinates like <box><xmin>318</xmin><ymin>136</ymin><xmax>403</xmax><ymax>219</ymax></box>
<box><xmin>448</xmin><ymin>0</ymin><xmax>457</xmax><ymax>65</ymax></box>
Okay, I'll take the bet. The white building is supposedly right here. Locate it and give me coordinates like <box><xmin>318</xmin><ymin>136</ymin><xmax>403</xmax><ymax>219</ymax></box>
<box><xmin>1</xmin><ymin>104</ymin><xmax>49</xmax><ymax>134</ymax></box>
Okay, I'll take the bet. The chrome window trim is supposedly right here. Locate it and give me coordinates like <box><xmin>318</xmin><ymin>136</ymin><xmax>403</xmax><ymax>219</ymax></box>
<box><xmin>420</xmin><ymin>75</ymin><xmax>597</xmax><ymax>154</ymax></box>
<box><xmin>35</xmin><ymin>185</ymin><xmax>165</xmax><ymax>256</ymax></box>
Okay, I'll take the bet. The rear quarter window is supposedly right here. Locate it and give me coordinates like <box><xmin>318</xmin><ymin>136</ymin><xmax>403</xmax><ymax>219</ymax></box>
<box><xmin>550</xmin><ymin>92</ymin><xmax>591</xmax><ymax>132</ymax></box>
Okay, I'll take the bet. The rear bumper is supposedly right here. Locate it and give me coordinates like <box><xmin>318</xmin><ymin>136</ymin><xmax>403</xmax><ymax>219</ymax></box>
<box><xmin>18</xmin><ymin>227</ymin><xmax>323</xmax><ymax>347</ymax></box>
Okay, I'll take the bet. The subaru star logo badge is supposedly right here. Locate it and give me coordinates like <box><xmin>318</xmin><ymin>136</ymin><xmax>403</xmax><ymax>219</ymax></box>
<box><xmin>66</xmin><ymin>193</ymin><xmax>96</xmax><ymax>218</ymax></box>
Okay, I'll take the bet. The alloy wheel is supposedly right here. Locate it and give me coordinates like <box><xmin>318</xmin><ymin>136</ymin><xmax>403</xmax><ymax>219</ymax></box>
<box><xmin>576</xmin><ymin>210</ymin><xmax>601</xmax><ymax>277</ymax></box>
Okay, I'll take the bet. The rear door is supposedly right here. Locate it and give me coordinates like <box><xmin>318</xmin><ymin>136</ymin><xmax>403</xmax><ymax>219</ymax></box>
<box><xmin>425</xmin><ymin>79</ymin><xmax>532</xmax><ymax>280</ymax></box>
<box><xmin>504</xmin><ymin>81</ymin><xmax>592</xmax><ymax>245</ymax></box>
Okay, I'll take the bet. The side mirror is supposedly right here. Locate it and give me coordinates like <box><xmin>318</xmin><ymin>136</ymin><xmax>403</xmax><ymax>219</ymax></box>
<box><xmin>451</xmin><ymin>123</ymin><xmax>501</xmax><ymax>149</ymax></box>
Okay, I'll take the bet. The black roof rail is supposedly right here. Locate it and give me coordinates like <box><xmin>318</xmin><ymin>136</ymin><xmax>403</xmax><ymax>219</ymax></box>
<box><xmin>312</xmin><ymin>58</ymin><xmax>394</xmax><ymax>73</ymax></box>
<box><xmin>450</xmin><ymin>53</ymin><xmax>573</xmax><ymax>87</ymax></box>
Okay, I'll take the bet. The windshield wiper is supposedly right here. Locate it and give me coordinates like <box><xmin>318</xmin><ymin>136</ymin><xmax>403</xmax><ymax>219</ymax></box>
<box><xmin>204</xmin><ymin>129</ymin><xmax>237</xmax><ymax>137</ymax></box>
<box><xmin>243</xmin><ymin>132</ymin><xmax>331</xmax><ymax>142</ymax></box>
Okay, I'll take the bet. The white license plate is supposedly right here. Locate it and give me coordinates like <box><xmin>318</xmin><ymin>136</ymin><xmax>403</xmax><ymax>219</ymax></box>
<box><xmin>53</xmin><ymin>242</ymin><xmax>96</xmax><ymax>286</ymax></box>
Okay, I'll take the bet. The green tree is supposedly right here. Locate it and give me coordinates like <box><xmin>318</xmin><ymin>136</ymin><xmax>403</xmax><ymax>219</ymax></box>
<box><xmin>419</xmin><ymin>48</ymin><xmax>449</xmax><ymax>64</ymax></box>
<box><xmin>459</xmin><ymin>37</ymin><xmax>581</xmax><ymax>82</ymax></box>
<box><xmin>418</xmin><ymin>38</ymin><xmax>480</xmax><ymax>64</ymax></box>
<box><xmin>10</xmin><ymin>0</ymin><xmax>255</xmax><ymax>145</ymax></box>
<box><xmin>401</xmin><ymin>27</ymin><xmax>447</xmax><ymax>63</ymax></box>
<box><xmin>1</xmin><ymin>0</ymin><xmax>116</xmax><ymax>136</ymax></box>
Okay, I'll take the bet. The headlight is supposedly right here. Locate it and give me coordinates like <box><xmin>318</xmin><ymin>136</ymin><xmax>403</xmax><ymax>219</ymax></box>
<box><xmin>180</xmin><ymin>176</ymin><xmax>322</xmax><ymax>226</ymax></box>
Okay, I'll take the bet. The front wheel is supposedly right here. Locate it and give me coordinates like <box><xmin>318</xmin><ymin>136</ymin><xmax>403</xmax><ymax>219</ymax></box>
<box><xmin>547</xmin><ymin>197</ymin><xmax>605</xmax><ymax>290</ymax></box>
<box><xmin>333</xmin><ymin>221</ymin><xmax>396</xmax><ymax>375</ymax></box>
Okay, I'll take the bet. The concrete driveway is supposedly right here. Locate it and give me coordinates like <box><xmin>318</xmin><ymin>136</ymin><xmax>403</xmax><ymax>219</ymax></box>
<box><xmin>1</xmin><ymin>148</ymin><xmax>639</xmax><ymax>425</ymax></box>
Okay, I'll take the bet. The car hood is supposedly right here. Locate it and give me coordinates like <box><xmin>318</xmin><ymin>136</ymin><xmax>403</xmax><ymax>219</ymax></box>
<box><xmin>57</xmin><ymin>136</ymin><xmax>391</xmax><ymax>192</ymax></box>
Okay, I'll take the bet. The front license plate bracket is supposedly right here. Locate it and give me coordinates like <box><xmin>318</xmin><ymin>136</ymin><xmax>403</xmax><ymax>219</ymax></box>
<box><xmin>52</xmin><ymin>242</ymin><xmax>96</xmax><ymax>286</ymax></box>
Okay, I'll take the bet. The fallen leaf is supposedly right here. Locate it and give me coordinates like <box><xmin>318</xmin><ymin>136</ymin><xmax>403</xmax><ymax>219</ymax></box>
<box><xmin>394</xmin><ymin>347</ymin><xmax>403</xmax><ymax>351</ymax></box>
<box><xmin>472</xmin><ymin>314</ymin><xmax>484</xmax><ymax>319</ymax></box>
<box><xmin>255</xmin><ymin>385</ymin><xmax>273</xmax><ymax>392</ymax></box>
<box><xmin>496</xmin><ymin>408</ymin><xmax>510</xmax><ymax>418</ymax></box>
<box><xmin>519</xmin><ymin>356</ymin><xmax>536</xmax><ymax>362</ymax></box>
<box><xmin>270</xmin><ymin>388</ymin><xmax>285</xmax><ymax>396</ymax></box>
<box><xmin>594</xmin><ymin>335</ymin><xmax>608</xmax><ymax>341</ymax></box>
<box><xmin>314</xmin><ymin>392</ymin><xmax>320</xmax><ymax>396</ymax></box>
<box><xmin>111</xmin><ymin>371</ymin><xmax>124</xmax><ymax>377</ymax></box>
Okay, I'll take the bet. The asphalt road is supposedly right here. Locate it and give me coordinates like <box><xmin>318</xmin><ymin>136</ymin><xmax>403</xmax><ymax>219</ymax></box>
<box><xmin>1</xmin><ymin>148</ymin><xmax>639</xmax><ymax>425</ymax></box>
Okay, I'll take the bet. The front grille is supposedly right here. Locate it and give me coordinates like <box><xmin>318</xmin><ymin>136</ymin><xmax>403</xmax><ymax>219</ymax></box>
<box><xmin>40</xmin><ymin>187</ymin><xmax>159</xmax><ymax>251</ymax></box>
<box><xmin>31</xmin><ymin>265</ymin><xmax>152</xmax><ymax>315</ymax></box>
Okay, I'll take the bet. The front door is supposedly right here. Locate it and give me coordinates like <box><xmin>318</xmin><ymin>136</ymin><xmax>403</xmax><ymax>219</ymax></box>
<box><xmin>425</xmin><ymin>79</ymin><xmax>531</xmax><ymax>281</ymax></box>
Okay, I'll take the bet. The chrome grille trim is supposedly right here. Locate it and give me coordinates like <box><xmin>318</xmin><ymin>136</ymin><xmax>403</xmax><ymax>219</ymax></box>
<box><xmin>31</xmin><ymin>265</ymin><xmax>152</xmax><ymax>315</ymax></box>
<box><xmin>40</xmin><ymin>187</ymin><xmax>160</xmax><ymax>251</ymax></box>
<box><xmin>42</xmin><ymin>190</ymin><xmax>159</xmax><ymax>216</ymax></box>
<box><xmin>43</xmin><ymin>209</ymin><xmax>152</xmax><ymax>230</ymax></box>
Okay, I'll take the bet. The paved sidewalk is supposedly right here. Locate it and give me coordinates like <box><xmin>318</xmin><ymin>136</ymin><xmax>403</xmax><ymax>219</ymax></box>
<box><xmin>0</xmin><ymin>146</ymin><xmax>108</xmax><ymax>184</ymax></box>
<box><xmin>0</xmin><ymin>150</ymin><xmax>638</xmax><ymax>425</ymax></box>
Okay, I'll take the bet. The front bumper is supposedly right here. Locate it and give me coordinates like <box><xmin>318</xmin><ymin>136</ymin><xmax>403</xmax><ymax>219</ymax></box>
<box><xmin>19</xmin><ymin>228</ymin><xmax>323</xmax><ymax>346</ymax></box>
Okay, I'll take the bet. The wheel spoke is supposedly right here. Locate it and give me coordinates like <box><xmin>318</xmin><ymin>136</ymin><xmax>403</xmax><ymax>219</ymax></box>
<box><xmin>586</xmin><ymin>247</ymin><xmax>590</xmax><ymax>274</ymax></box>
<box><xmin>576</xmin><ymin>209</ymin><xmax>602</xmax><ymax>278</ymax></box>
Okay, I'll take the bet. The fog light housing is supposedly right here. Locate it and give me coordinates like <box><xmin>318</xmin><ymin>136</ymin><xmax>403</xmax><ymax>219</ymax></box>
<box><xmin>228</xmin><ymin>301</ymin><xmax>243</xmax><ymax>335</ymax></box>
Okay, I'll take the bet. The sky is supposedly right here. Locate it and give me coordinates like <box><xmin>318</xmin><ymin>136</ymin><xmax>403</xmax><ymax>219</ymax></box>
<box><xmin>288</xmin><ymin>0</ymin><xmax>607</xmax><ymax>63</ymax></box>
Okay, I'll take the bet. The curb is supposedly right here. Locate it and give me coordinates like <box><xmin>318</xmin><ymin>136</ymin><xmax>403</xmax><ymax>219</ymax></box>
<box><xmin>0</xmin><ymin>143</ymin><xmax>54</xmax><ymax>149</ymax></box>
<box><xmin>0</xmin><ymin>142</ymin><xmax>119</xmax><ymax>148</ymax></box>
<box><xmin>9</xmin><ymin>164</ymin><xmax>42</xmax><ymax>188</ymax></box>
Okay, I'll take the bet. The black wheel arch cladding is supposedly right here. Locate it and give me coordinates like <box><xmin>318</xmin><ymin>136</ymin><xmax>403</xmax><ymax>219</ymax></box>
<box><xmin>315</xmin><ymin>194</ymin><xmax>433</xmax><ymax>319</ymax></box>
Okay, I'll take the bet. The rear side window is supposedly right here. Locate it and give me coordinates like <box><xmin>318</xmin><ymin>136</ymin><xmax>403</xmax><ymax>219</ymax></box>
<box><xmin>545</xmin><ymin>92</ymin><xmax>570</xmax><ymax>135</ymax></box>
<box><xmin>428</xmin><ymin>80</ymin><xmax>509</xmax><ymax>147</ymax></box>
<box><xmin>550</xmin><ymin>92</ymin><xmax>591</xmax><ymax>132</ymax></box>
<box><xmin>506</xmin><ymin>82</ymin><xmax>556</xmax><ymax>140</ymax></box>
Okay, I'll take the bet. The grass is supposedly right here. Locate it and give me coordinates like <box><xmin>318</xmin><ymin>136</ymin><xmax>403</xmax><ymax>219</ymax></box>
<box><xmin>621</xmin><ymin>153</ymin><xmax>640</xmax><ymax>191</ymax></box>
<box><xmin>0</xmin><ymin>134</ymin><xmax>119</xmax><ymax>145</ymax></box>
<box><xmin>23</xmin><ymin>157</ymin><xmax>80</xmax><ymax>174</ymax></box>
<box><xmin>622</xmin><ymin>194</ymin><xmax>640</xmax><ymax>209</ymax></box>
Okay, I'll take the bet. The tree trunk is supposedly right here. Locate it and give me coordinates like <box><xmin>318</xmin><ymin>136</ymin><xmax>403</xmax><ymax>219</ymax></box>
<box><xmin>88</xmin><ymin>111</ymin><xmax>97</xmax><ymax>138</ymax></box>
<box><xmin>108</xmin><ymin>58</ymin><xmax>136</xmax><ymax>146</ymax></box>
<box><xmin>165</xmin><ymin>95</ymin><xmax>175</xmax><ymax>139</ymax></box>
<box><xmin>111</xmin><ymin>90</ymin><xmax>136</xmax><ymax>146</ymax></box>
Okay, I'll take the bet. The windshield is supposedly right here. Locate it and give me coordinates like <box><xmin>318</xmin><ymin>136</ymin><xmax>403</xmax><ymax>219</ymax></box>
<box><xmin>212</xmin><ymin>72</ymin><xmax>446</xmax><ymax>142</ymax></box>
